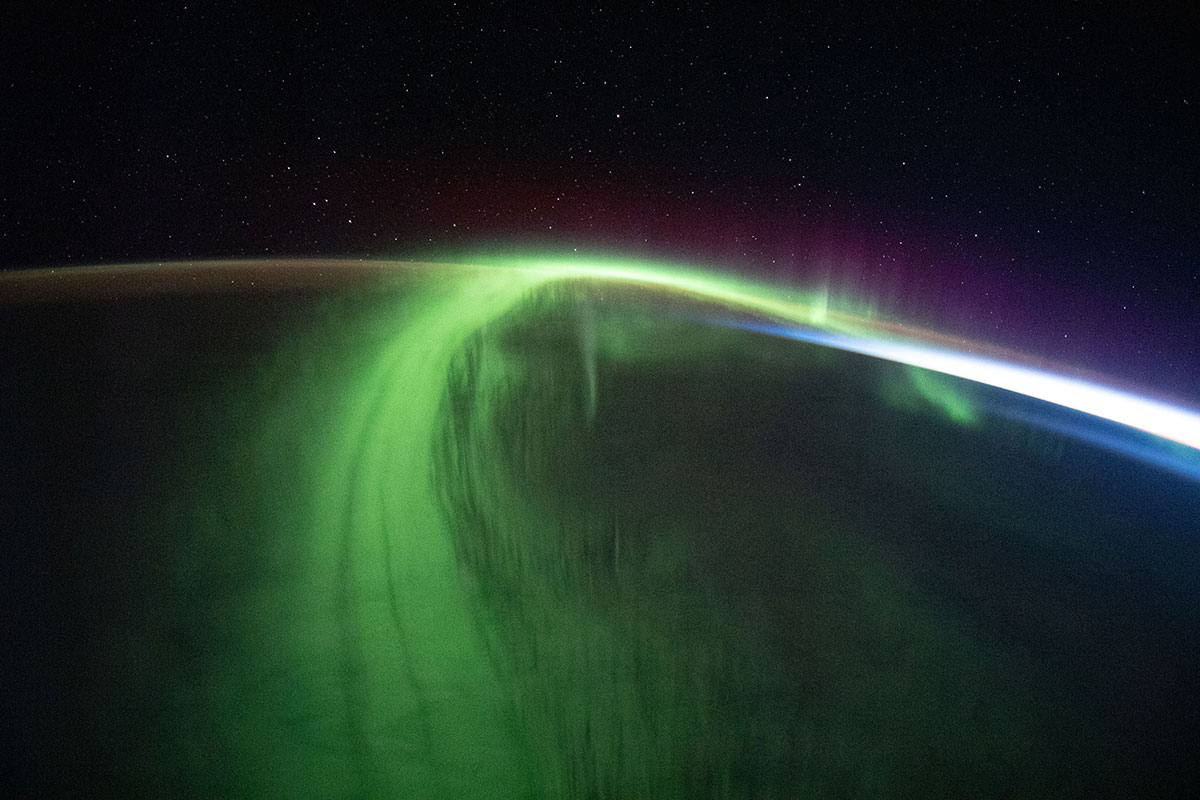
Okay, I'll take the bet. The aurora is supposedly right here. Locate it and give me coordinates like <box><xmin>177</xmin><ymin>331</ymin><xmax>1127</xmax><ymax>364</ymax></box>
<box><xmin>3</xmin><ymin>257</ymin><xmax>1198</xmax><ymax>797</ymax></box>
<box><xmin>492</xmin><ymin>256</ymin><xmax>1200</xmax><ymax>463</ymax></box>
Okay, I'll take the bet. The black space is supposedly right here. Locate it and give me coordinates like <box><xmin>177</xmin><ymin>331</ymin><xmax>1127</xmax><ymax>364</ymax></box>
<box><xmin>2</xmin><ymin>3</ymin><xmax>1197</xmax><ymax>388</ymax></box>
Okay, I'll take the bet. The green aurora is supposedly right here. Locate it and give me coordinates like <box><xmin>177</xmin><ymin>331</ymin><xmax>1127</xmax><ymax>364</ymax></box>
<box><xmin>2</xmin><ymin>258</ymin><xmax>1198</xmax><ymax>797</ymax></box>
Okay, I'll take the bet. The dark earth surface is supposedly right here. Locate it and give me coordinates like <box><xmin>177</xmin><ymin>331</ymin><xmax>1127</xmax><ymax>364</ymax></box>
<box><xmin>2</xmin><ymin>264</ymin><xmax>1198</xmax><ymax>797</ymax></box>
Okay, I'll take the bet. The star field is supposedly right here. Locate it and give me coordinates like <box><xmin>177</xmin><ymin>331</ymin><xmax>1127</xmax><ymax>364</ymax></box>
<box><xmin>3</xmin><ymin>2</ymin><xmax>1197</xmax><ymax>393</ymax></box>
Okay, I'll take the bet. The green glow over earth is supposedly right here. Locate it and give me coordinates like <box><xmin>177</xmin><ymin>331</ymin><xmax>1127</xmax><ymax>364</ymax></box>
<box><xmin>3</xmin><ymin>257</ymin><xmax>1199</xmax><ymax>797</ymax></box>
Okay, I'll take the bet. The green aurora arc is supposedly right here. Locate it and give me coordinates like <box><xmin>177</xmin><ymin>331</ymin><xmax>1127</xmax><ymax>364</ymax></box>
<box><xmin>225</xmin><ymin>268</ymin><xmax>549</xmax><ymax>796</ymax></box>
<box><xmin>179</xmin><ymin>256</ymin><xmax>1192</xmax><ymax>794</ymax></box>
<box><xmin>145</xmin><ymin>255</ymin><xmax>906</xmax><ymax>796</ymax></box>
<box><xmin>4</xmin><ymin>256</ymin><xmax>1198</xmax><ymax>796</ymax></box>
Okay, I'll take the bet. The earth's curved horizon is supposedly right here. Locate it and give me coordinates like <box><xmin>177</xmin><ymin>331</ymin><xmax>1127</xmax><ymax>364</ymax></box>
<box><xmin>2</xmin><ymin>258</ymin><xmax>1198</xmax><ymax>797</ymax></box>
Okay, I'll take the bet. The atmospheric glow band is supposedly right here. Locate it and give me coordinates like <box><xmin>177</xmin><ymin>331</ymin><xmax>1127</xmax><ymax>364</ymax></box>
<box><xmin>733</xmin><ymin>321</ymin><xmax>1200</xmax><ymax>454</ymax></box>
<box><xmin>492</xmin><ymin>257</ymin><xmax>1200</xmax><ymax>455</ymax></box>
